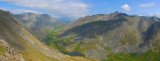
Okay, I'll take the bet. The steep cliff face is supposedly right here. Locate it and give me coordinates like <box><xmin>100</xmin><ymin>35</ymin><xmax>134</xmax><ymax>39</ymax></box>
<box><xmin>61</xmin><ymin>12</ymin><xmax>160</xmax><ymax>60</ymax></box>
<box><xmin>0</xmin><ymin>9</ymin><xmax>96</xmax><ymax>61</ymax></box>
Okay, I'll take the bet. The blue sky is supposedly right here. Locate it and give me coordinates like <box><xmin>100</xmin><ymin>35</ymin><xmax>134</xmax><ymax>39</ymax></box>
<box><xmin>0</xmin><ymin>0</ymin><xmax>160</xmax><ymax>19</ymax></box>
<box><xmin>82</xmin><ymin>0</ymin><xmax>160</xmax><ymax>16</ymax></box>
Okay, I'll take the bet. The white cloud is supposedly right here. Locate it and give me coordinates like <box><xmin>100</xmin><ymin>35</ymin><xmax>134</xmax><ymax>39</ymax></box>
<box><xmin>0</xmin><ymin>6</ymin><xmax>39</xmax><ymax>14</ymax></box>
<box><xmin>121</xmin><ymin>4</ymin><xmax>131</xmax><ymax>11</ymax></box>
<box><xmin>0</xmin><ymin>0</ymin><xmax>89</xmax><ymax>18</ymax></box>
<box><xmin>149</xmin><ymin>13</ymin><xmax>160</xmax><ymax>17</ymax></box>
<box><xmin>11</xmin><ymin>9</ymin><xmax>39</xmax><ymax>14</ymax></box>
<box><xmin>0</xmin><ymin>7</ymin><xmax>9</xmax><ymax>11</ymax></box>
<box><xmin>139</xmin><ymin>3</ymin><xmax>155</xmax><ymax>8</ymax></box>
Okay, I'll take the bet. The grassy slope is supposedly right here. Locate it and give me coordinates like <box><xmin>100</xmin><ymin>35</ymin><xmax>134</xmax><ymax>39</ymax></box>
<box><xmin>105</xmin><ymin>50</ymin><xmax>160</xmax><ymax>61</ymax></box>
<box><xmin>61</xmin><ymin>17</ymin><xmax>160</xmax><ymax>61</ymax></box>
<box><xmin>0</xmin><ymin>10</ymin><xmax>96</xmax><ymax>61</ymax></box>
<box><xmin>0</xmin><ymin>11</ymin><xmax>57</xmax><ymax>61</ymax></box>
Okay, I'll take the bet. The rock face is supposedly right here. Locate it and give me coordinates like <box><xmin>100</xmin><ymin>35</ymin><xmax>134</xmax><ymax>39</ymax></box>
<box><xmin>61</xmin><ymin>12</ymin><xmax>160</xmax><ymax>60</ymax></box>
<box><xmin>0</xmin><ymin>9</ymin><xmax>95</xmax><ymax>61</ymax></box>
<box><xmin>0</xmin><ymin>39</ymin><xmax>25</xmax><ymax>61</ymax></box>
<box><xmin>14</xmin><ymin>13</ymin><xmax>64</xmax><ymax>40</ymax></box>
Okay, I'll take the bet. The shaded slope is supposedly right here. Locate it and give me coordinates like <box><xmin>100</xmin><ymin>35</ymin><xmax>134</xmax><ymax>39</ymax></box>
<box><xmin>62</xmin><ymin>17</ymin><xmax>127</xmax><ymax>38</ymax></box>
<box><xmin>0</xmin><ymin>9</ymin><xmax>96</xmax><ymax>61</ymax></box>
<box><xmin>61</xmin><ymin>12</ymin><xmax>160</xmax><ymax>60</ymax></box>
<box><xmin>14</xmin><ymin>13</ymin><xmax>64</xmax><ymax>40</ymax></box>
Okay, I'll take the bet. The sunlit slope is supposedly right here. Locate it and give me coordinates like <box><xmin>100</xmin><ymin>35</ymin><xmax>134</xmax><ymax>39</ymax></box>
<box><xmin>0</xmin><ymin>9</ymin><xmax>96</xmax><ymax>61</ymax></box>
<box><xmin>61</xmin><ymin>12</ymin><xmax>160</xmax><ymax>60</ymax></box>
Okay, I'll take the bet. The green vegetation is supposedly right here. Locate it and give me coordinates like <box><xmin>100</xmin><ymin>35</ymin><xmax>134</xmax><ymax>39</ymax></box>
<box><xmin>119</xmin><ymin>28</ymin><xmax>141</xmax><ymax>47</ymax></box>
<box><xmin>0</xmin><ymin>47</ymin><xmax>5</xmax><ymax>55</ymax></box>
<box><xmin>43</xmin><ymin>26</ymin><xmax>86</xmax><ymax>57</ymax></box>
<box><xmin>44</xmin><ymin>25</ymin><xmax>76</xmax><ymax>53</ymax></box>
<box><xmin>105</xmin><ymin>50</ymin><xmax>160</xmax><ymax>61</ymax></box>
<box><xmin>0</xmin><ymin>10</ymin><xmax>96</xmax><ymax>61</ymax></box>
<box><xmin>73</xmin><ymin>42</ymin><xmax>82</xmax><ymax>52</ymax></box>
<box><xmin>151</xmin><ymin>37</ymin><xmax>160</xmax><ymax>51</ymax></box>
<box><xmin>17</xmin><ymin>30</ymin><xmax>58</xmax><ymax>61</ymax></box>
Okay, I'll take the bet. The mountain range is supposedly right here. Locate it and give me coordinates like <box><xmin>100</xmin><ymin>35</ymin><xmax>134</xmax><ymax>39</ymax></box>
<box><xmin>0</xmin><ymin>8</ymin><xmax>160</xmax><ymax>61</ymax></box>
<box><xmin>61</xmin><ymin>12</ymin><xmax>160</xmax><ymax>60</ymax></box>
<box><xmin>0</xmin><ymin>9</ymin><xmax>95</xmax><ymax>61</ymax></box>
<box><xmin>14</xmin><ymin>13</ymin><xmax>66</xmax><ymax>40</ymax></box>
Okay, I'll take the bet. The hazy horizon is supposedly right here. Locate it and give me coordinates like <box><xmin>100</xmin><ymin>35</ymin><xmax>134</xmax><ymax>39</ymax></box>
<box><xmin>0</xmin><ymin>0</ymin><xmax>160</xmax><ymax>19</ymax></box>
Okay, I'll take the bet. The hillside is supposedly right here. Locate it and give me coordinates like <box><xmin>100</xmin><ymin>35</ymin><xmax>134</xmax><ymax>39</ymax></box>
<box><xmin>60</xmin><ymin>12</ymin><xmax>160</xmax><ymax>60</ymax></box>
<box><xmin>0</xmin><ymin>9</ymin><xmax>96</xmax><ymax>61</ymax></box>
<box><xmin>14</xmin><ymin>13</ymin><xmax>64</xmax><ymax>40</ymax></box>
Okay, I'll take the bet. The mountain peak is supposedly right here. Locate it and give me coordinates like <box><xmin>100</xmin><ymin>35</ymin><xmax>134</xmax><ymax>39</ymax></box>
<box><xmin>111</xmin><ymin>11</ymin><xmax>128</xmax><ymax>16</ymax></box>
<box><xmin>41</xmin><ymin>14</ymin><xmax>50</xmax><ymax>17</ymax></box>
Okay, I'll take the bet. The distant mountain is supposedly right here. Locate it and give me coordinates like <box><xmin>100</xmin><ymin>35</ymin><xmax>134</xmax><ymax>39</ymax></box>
<box><xmin>14</xmin><ymin>13</ymin><xmax>65</xmax><ymax>40</ymax></box>
<box><xmin>0</xmin><ymin>9</ymin><xmax>96</xmax><ymax>61</ymax></box>
<box><xmin>61</xmin><ymin>12</ymin><xmax>160</xmax><ymax>60</ymax></box>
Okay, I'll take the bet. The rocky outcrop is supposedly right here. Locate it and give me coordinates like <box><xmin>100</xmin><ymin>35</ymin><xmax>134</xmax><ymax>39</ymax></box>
<box><xmin>0</xmin><ymin>39</ymin><xmax>25</xmax><ymax>61</ymax></box>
